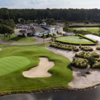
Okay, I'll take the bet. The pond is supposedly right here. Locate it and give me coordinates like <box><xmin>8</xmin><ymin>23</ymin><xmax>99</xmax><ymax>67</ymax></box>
<box><xmin>0</xmin><ymin>86</ymin><xmax>100</xmax><ymax>100</ymax></box>
<box><xmin>85</xmin><ymin>34</ymin><xmax>100</xmax><ymax>42</ymax></box>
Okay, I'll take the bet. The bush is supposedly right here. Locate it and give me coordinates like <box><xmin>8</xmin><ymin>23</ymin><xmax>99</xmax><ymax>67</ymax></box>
<box><xmin>81</xmin><ymin>46</ymin><xmax>93</xmax><ymax>51</ymax></box>
<box><xmin>50</xmin><ymin>42</ymin><xmax>79</xmax><ymax>51</ymax></box>
<box><xmin>92</xmin><ymin>61</ymin><xmax>100</xmax><ymax>68</ymax></box>
<box><xmin>71</xmin><ymin>58</ymin><xmax>88</xmax><ymax>68</ymax></box>
<box><xmin>96</xmin><ymin>47</ymin><xmax>100</xmax><ymax>50</ymax></box>
<box><xmin>91</xmin><ymin>52</ymin><xmax>100</xmax><ymax>58</ymax></box>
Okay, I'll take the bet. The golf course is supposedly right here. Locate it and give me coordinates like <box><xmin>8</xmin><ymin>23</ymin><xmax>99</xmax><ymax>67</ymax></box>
<box><xmin>0</xmin><ymin>44</ymin><xmax>73</xmax><ymax>93</ymax></box>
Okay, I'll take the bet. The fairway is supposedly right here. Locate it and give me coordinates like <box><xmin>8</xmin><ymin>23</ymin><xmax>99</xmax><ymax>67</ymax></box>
<box><xmin>71</xmin><ymin>27</ymin><xmax>100</xmax><ymax>34</ymax></box>
<box><xmin>0</xmin><ymin>44</ymin><xmax>73</xmax><ymax>93</ymax></box>
<box><xmin>1</xmin><ymin>35</ymin><xmax>37</xmax><ymax>43</ymax></box>
<box><xmin>0</xmin><ymin>56</ymin><xmax>31</xmax><ymax>77</ymax></box>
<box><xmin>56</xmin><ymin>36</ymin><xmax>94</xmax><ymax>44</ymax></box>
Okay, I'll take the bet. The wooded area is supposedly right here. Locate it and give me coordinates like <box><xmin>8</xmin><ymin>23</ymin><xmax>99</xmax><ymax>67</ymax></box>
<box><xmin>0</xmin><ymin>8</ymin><xmax>100</xmax><ymax>23</ymax></box>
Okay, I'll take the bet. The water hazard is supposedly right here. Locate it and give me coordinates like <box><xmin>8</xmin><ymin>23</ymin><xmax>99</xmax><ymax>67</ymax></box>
<box><xmin>0</xmin><ymin>86</ymin><xmax>100</xmax><ymax>100</ymax></box>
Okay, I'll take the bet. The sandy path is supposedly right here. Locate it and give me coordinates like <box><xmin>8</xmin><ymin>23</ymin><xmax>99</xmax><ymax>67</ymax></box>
<box><xmin>69</xmin><ymin>67</ymin><xmax>100</xmax><ymax>88</ymax></box>
<box><xmin>46</xmin><ymin>47</ymin><xmax>76</xmax><ymax>61</ymax></box>
<box><xmin>23</xmin><ymin>57</ymin><xmax>54</xmax><ymax>78</ymax></box>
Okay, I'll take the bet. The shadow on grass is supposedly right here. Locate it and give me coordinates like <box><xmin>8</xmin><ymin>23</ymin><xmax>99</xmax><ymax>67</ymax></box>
<box><xmin>10</xmin><ymin>37</ymin><xmax>24</xmax><ymax>41</ymax></box>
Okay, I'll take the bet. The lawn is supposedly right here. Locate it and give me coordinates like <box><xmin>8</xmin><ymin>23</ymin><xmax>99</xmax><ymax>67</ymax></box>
<box><xmin>1</xmin><ymin>35</ymin><xmax>37</xmax><ymax>43</ymax></box>
<box><xmin>56</xmin><ymin>36</ymin><xmax>94</xmax><ymax>44</ymax></box>
<box><xmin>0</xmin><ymin>44</ymin><xmax>73</xmax><ymax>93</ymax></box>
<box><xmin>70</xmin><ymin>27</ymin><xmax>100</xmax><ymax>34</ymax></box>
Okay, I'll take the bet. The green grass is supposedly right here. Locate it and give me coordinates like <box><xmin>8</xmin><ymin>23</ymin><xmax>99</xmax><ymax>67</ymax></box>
<box><xmin>0</xmin><ymin>44</ymin><xmax>73</xmax><ymax>93</ymax></box>
<box><xmin>70</xmin><ymin>27</ymin><xmax>100</xmax><ymax>34</ymax></box>
<box><xmin>0</xmin><ymin>44</ymin><xmax>9</xmax><ymax>47</ymax></box>
<box><xmin>0</xmin><ymin>56</ymin><xmax>31</xmax><ymax>77</ymax></box>
<box><xmin>1</xmin><ymin>35</ymin><xmax>37</xmax><ymax>43</ymax></box>
<box><xmin>56</xmin><ymin>36</ymin><xmax>94</xmax><ymax>44</ymax></box>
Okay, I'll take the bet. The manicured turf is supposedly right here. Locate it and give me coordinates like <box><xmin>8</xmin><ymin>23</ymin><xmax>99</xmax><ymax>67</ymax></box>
<box><xmin>70</xmin><ymin>27</ymin><xmax>100</xmax><ymax>34</ymax></box>
<box><xmin>1</xmin><ymin>35</ymin><xmax>37</xmax><ymax>43</ymax></box>
<box><xmin>0</xmin><ymin>56</ymin><xmax>31</xmax><ymax>77</ymax></box>
<box><xmin>56</xmin><ymin>36</ymin><xmax>94</xmax><ymax>44</ymax></box>
<box><xmin>0</xmin><ymin>44</ymin><xmax>73</xmax><ymax>93</ymax></box>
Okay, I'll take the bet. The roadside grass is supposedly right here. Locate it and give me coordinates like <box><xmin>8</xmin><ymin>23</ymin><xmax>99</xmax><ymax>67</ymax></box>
<box><xmin>1</xmin><ymin>35</ymin><xmax>37</xmax><ymax>43</ymax></box>
<box><xmin>56</xmin><ymin>36</ymin><xmax>94</xmax><ymax>44</ymax></box>
<box><xmin>0</xmin><ymin>44</ymin><xmax>73</xmax><ymax>93</ymax></box>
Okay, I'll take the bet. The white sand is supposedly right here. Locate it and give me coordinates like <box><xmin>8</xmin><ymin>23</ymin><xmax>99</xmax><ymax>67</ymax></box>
<box><xmin>85</xmin><ymin>34</ymin><xmax>100</xmax><ymax>42</ymax></box>
<box><xmin>69</xmin><ymin>67</ymin><xmax>100</xmax><ymax>88</ymax></box>
<box><xmin>23</xmin><ymin>57</ymin><xmax>54</xmax><ymax>78</ymax></box>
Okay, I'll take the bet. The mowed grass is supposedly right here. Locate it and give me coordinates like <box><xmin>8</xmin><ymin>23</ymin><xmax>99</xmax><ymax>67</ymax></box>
<box><xmin>0</xmin><ymin>44</ymin><xmax>73</xmax><ymax>93</ymax></box>
<box><xmin>0</xmin><ymin>56</ymin><xmax>31</xmax><ymax>77</ymax></box>
<box><xmin>1</xmin><ymin>35</ymin><xmax>37</xmax><ymax>43</ymax></box>
<box><xmin>56</xmin><ymin>36</ymin><xmax>94</xmax><ymax>44</ymax></box>
<box><xmin>70</xmin><ymin>27</ymin><xmax>100</xmax><ymax>34</ymax></box>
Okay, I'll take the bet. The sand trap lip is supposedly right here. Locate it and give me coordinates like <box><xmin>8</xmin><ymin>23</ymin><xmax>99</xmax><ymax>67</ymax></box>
<box><xmin>23</xmin><ymin>57</ymin><xmax>55</xmax><ymax>78</ymax></box>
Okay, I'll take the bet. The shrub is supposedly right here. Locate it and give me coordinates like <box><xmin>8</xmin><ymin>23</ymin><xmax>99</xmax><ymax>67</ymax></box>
<box><xmin>92</xmin><ymin>61</ymin><xmax>100</xmax><ymax>68</ymax></box>
<box><xmin>96</xmin><ymin>47</ymin><xmax>100</xmax><ymax>50</ymax></box>
<box><xmin>91</xmin><ymin>52</ymin><xmax>100</xmax><ymax>58</ymax></box>
<box><xmin>81</xmin><ymin>46</ymin><xmax>93</xmax><ymax>51</ymax></box>
<box><xmin>71</xmin><ymin>58</ymin><xmax>88</xmax><ymax>68</ymax></box>
<box><xmin>75</xmin><ymin>51</ymin><xmax>100</xmax><ymax>59</ymax></box>
<box><xmin>50</xmin><ymin>42</ymin><xmax>79</xmax><ymax>51</ymax></box>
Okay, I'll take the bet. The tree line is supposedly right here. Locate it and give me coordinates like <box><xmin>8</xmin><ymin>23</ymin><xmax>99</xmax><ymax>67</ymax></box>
<box><xmin>1</xmin><ymin>8</ymin><xmax>100</xmax><ymax>23</ymax></box>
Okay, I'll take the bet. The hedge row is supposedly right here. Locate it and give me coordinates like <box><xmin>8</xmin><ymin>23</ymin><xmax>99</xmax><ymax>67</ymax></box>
<box><xmin>56</xmin><ymin>39</ymin><xmax>96</xmax><ymax>45</ymax></box>
<box><xmin>50</xmin><ymin>42</ymin><xmax>79</xmax><ymax>51</ymax></box>
<box><xmin>78</xmin><ymin>34</ymin><xmax>97</xmax><ymax>43</ymax></box>
<box><xmin>69</xmin><ymin>25</ymin><xmax>100</xmax><ymax>28</ymax></box>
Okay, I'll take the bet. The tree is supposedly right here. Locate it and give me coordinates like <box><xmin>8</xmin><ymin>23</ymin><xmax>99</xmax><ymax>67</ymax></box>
<box><xmin>42</xmin><ymin>33</ymin><xmax>45</xmax><ymax>44</ymax></box>
<box><xmin>1</xmin><ymin>19</ymin><xmax>15</xmax><ymax>29</ymax></box>
<box><xmin>63</xmin><ymin>21</ymin><xmax>69</xmax><ymax>32</ymax></box>
<box><xmin>0</xmin><ymin>24</ymin><xmax>14</xmax><ymax>40</ymax></box>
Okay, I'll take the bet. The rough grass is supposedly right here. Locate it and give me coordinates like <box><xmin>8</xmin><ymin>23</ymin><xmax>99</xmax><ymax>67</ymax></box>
<box><xmin>0</xmin><ymin>44</ymin><xmax>73</xmax><ymax>93</ymax></box>
<box><xmin>1</xmin><ymin>35</ymin><xmax>37</xmax><ymax>43</ymax></box>
<box><xmin>56</xmin><ymin>36</ymin><xmax>94</xmax><ymax>44</ymax></box>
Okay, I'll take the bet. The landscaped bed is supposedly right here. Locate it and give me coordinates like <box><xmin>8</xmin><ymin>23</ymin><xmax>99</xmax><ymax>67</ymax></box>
<box><xmin>1</xmin><ymin>35</ymin><xmax>37</xmax><ymax>43</ymax></box>
<box><xmin>56</xmin><ymin>36</ymin><xmax>95</xmax><ymax>45</ymax></box>
<box><xmin>50</xmin><ymin>42</ymin><xmax>79</xmax><ymax>51</ymax></box>
<box><xmin>0</xmin><ymin>44</ymin><xmax>73</xmax><ymax>93</ymax></box>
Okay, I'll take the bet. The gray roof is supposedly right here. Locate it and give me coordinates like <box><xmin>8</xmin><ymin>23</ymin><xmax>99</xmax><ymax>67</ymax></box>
<box><xmin>34</xmin><ymin>27</ymin><xmax>46</xmax><ymax>33</ymax></box>
<box><xmin>65</xmin><ymin>33</ymin><xmax>74</xmax><ymax>36</ymax></box>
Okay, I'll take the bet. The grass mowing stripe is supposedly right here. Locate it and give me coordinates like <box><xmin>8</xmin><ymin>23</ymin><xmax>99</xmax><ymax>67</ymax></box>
<box><xmin>0</xmin><ymin>56</ymin><xmax>31</xmax><ymax>77</ymax></box>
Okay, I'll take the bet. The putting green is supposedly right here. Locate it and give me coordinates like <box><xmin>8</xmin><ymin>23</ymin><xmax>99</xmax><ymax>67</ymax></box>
<box><xmin>0</xmin><ymin>56</ymin><xmax>31</xmax><ymax>77</ymax></box>
<box><xmin>56</xmin><ymin>36</ymin><xmax>94</xmax><ymax>44</ymax></box>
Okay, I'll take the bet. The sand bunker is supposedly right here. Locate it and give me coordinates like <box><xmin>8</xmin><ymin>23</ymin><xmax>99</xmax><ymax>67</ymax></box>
<box><xmin>69</xmin><ymin>67</ymin><xmax>100</xmax><ymax>88</ymax></box>
<box><xmin>23</xmin><ymin>57</ymin><xmax>54</xmax><ymax>78</ymax></box>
